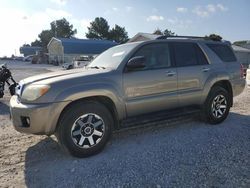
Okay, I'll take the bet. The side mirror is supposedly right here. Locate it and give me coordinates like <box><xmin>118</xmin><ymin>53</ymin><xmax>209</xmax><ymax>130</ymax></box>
<box><xmin>126</xmin><ymin>56</ymin><xmax>145</xmax><ymax>70</ymax></box>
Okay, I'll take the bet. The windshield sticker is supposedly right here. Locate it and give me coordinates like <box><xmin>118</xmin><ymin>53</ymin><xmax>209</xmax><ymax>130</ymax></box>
<box><xmin>112</xmin><ymin>51</ymin><xmax>125</xmax><ymax>57</ymax></box>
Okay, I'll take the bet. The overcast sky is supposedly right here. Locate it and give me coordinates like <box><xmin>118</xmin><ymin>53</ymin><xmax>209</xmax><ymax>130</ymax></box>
<box><xmin>0</xmin><ymin>0</ymin><xmax>249</xmax><ymax>56</ymax></box>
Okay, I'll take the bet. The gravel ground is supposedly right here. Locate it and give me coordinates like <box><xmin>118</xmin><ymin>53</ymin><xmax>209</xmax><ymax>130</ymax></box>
<box><xmin>0</xmin><ymin>62</ymin><xmax>249</xmax><ymax>188</ymax></box>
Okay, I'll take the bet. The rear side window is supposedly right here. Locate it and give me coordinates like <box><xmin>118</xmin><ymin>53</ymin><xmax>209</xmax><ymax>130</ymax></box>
<box><xmin>173</xmin><ymin>42</ymin><xmax>208</xmax><ymax>67</ymax></box>
<box><xmin>207</xmin><ymin>44</ymin><xmax>237</xmax><ymax>62</ymax></box>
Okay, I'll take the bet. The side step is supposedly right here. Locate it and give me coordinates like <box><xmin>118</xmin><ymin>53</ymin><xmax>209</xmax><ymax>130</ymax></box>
<box><xmin>119</xmin><ymin>107</ymin><xmax>201</xmax><ymax>130</ymax></box>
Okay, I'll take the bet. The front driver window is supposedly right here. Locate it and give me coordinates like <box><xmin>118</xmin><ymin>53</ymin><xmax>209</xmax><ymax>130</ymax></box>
<box><xmin>132</xmin><ymin>43</ymin><xmax>171</xmax><ymax>70</ymax></box>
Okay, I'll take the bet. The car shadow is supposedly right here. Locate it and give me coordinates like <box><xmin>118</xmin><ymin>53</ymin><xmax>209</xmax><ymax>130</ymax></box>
<box><xmin>0</xmin><ymin>101</ymin><xmax>9</xmax><ymax>115</ymax></box>
<box><xmin>24</xmin><ymin>112</ymin><xmax>250</xmax><ymax>187</ymax></box>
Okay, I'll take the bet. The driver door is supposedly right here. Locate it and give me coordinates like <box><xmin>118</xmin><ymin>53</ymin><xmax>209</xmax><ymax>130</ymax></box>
<box><xmin>123</xmin><ymin>42</ymin><xmax>178</xmax><ymax>117</ymax></box>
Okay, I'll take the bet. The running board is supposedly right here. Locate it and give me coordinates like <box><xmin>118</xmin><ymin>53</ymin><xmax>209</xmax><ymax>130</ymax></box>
<box><xmin>119</xmin><ymin>107</ymin><xmax>201</xmax><ymax>130</ymax></box>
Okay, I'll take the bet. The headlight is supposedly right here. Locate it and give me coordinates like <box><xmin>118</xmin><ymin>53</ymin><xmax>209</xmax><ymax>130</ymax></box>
<box><xmin>22</xmin><ymin>84</ymin><xmax>50</xmax><ymax>101</ymax></box>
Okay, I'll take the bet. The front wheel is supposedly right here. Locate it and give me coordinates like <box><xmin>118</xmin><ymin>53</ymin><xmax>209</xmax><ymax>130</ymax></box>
<box><xmin>203</xmin><ymin>86</ymin><xmax>230</xmax><ymax>124</ymax></box>
<box><xmin>56</xmin><ymin>101</ymin><xmax>113</xmax><ymax>158</ymax></box>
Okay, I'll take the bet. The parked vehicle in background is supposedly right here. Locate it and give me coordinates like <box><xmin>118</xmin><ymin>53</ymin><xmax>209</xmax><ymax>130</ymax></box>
<box><xmin>10</xmin><ymin>36</ymin><xmax>245</xmax><ymax>158</ymax></box>
<box><xmin>246</xmin><ymin>65</ymin><xmax>250</xmax><ymax>86</ymax></box>
<box><xmin>13</xmin><ymin>56</ymin><xmax>24</xmax><ymax>61</ymax></box>
<box><xmin>62</xmin><ymin>62</ymin><xmax>74</xmax><ymax>69</ymax></box>
<box><xmin>23</xmin><ymin>55</ymin><xmax>34</xmax><ymax>62</ymax></box>
<box><xmin>62</xmin><ymin>56</ymin><xmax>91</xmax><ymax>70</ymax></box>
<box><xmin>241</xmin><ymin>63</ymin><xmax>248</xmax><ymax>77</ymax></box>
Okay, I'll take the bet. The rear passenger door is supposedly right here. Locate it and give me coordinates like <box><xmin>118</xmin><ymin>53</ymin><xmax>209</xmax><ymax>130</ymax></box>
<box><xmin>172</xmin><ymin>42</ymin><xmax>211</xmax><ymax>106</ymax></box>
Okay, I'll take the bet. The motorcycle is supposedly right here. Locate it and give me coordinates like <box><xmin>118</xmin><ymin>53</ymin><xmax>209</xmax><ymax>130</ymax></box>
<box><xmin>0</xmin><ymin>64</ymin><xmax>17</xmax><ymax>98</ymax></box>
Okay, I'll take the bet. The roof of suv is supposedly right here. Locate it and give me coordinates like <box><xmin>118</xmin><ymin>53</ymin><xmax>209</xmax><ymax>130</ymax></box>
<box><xmin>152</xmin><ymin>35</ymin><xmax>231</xmax><ymax>45</ymax></box>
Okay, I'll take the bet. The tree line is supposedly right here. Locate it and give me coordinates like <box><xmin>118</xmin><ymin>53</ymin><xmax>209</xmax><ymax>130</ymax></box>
<box><xmin>25</xmin><ymin>17</ymin><xmax>129</xmax><ymax>50</ymax></box>
<box><xmin>23</xmin><ymin>17</ymin><xmax>222</xmax><ymax>50</ymax></box>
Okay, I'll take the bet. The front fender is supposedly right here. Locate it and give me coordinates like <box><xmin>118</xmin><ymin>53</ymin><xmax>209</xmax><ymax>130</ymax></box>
<box><xmin>54</xmin><ymin>82</ymin><xmax>126</xmax><ymax>120</ymax></box>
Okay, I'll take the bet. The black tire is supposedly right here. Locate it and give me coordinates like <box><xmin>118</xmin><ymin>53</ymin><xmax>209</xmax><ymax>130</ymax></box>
<box><xmin>56</xmin><ymin>101</ymin><xmax>113</xmax><ymax>158</ymax></box>
<box><xmin>67</xmin><ymin>65</ymin><xmax>73</xmax><ymax>70</ymax></box>
<box><xmin>203</xmin><ymin>86</ymin><xmax>230</xmax><ymax>124</ymax></box>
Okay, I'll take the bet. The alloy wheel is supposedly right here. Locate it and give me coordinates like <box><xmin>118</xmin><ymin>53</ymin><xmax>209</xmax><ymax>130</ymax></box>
<box><xmin>211</xmin><ymin>94</ymin><xmax>227</xmax><ymax>119</ymax></box>
<box><xmin>71</xmin><ymin>113</ymin><xmax>105</xmax><ymax>148</ymax></box>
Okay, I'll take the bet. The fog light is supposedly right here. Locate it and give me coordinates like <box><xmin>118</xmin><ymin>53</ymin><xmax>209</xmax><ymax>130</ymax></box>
<box><xmin>21</xmin><ymin>116</ymin><xmax>30</xmax><ymax>127</ymax></box>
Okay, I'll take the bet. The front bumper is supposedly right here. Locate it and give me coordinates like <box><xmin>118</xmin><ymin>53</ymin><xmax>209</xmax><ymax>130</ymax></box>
<box><xmin>10</xmin><ymin>95</ymin><xmax>69</xmax><ymax>135</ymax></box>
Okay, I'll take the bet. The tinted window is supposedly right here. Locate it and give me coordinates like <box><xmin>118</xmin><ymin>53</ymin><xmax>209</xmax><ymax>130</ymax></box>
<box><xmin>174</xmin><ymin>43</ymin><xmax>199</xmax><ymax>67</ymax></box>
<box><xmin>133</xmin><ymin>43</ymin><xmax>171</xmax><ymax>70</ymax></box>
<box><xmin>207</xmin><ymin>43</ymin><xmax>237</xmax><ymax>62</ymax></box>
<box><xmin>195</xmin><ymin>45</ymin><xmax>209</xmax><ymax>65</ymax></box>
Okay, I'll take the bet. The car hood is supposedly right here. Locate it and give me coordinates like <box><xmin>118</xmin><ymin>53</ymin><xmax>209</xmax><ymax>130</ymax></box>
<box><xmin>20</xmin><ymin>68</ymin><xmax>108</xmax><ymax>85</ymax></box>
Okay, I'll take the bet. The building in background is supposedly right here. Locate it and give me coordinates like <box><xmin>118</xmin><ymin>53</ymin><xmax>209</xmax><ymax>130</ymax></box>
<box><xmin>128</xmin><ymin>33</ymin><xmax>160</xmax><ymax>43</ymax></box>
<box><xmin>47</xmin><ymin>37</ymin><xmax>117</xmax><ymax>64</ymax></box>
<box><xmin>241</xmin><ymin>41</ymin><xmax>250</xmax><ymax>49</ymax></box>
<box><xmin>19</xmin><ymin>46</ymin><xmax>42</xmax><ymax>57</ymax></box>
<box><xmin>232</xmin><ymin>45</ymin><xmax>250</xmax><ymax>68</ymax></box>
<box><xmin>234</xmin><ymin>40</ymin><xmax>250</xmax><ymax>50</ymax></box>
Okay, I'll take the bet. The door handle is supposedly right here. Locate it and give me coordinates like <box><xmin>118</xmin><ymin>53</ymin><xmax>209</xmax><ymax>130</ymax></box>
<box><xmin>165</xmin><ymin>71</ymin><xmax>176</xmax><ymax>77</ymax></box>
<box><xmin>202</xmin><ymin>67</ymin><xmax>210</xmax><ymax>72</ymax></box>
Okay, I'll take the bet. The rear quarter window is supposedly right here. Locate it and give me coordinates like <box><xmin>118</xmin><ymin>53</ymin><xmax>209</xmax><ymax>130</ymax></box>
<box><xmin>207</xmin><ymin>43</ymin><xmax>237</xmax><ymax>62</ymax></box>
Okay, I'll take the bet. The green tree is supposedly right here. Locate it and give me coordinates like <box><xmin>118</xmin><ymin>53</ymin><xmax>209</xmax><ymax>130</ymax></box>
<box><xmin>38</xmin><ymin>30</ymin><xmax>54</xmax><ymax>49</ymax></box>
<box><xmin>86</xmin><ymin>17</ymin><xmax>110</xmax><ymax>40</ymax></box>
<box><xmin>205</xmin><ymin>34</ymin><xmax>222</xmax><ymax>41</ymax></box>
<box><xmin>51</xmin><ymin>18</ymin><xmax>77</xmax><ymax>38</ymax></box>
<box><xmin>31</xmin><ymin>18</ymin><xmax>77</xmax><ymax>49</ymax></box>
<box><xmin>109</xmin><ymin>25</ymin><xmax>128</xmax><ymax>43</ymax></box>
<box><xmin>22</xmin><ymin>44</ymin><xmax>31</xmax><ymax>47</ymax></box>
<box><xmin>153</xmin><ymin>28</ymin><xmax>163</xmax><ymax>35</ymax></box>
<box><xmin>31</xmin><ymin>39</ymin><xmax>42</xmax><ymax>47</ymax></box>
<box><xmin>86</xmin><ymin>17</ymin><xmax>128</xmax><ymax>43</ymax></box>
<box><xmin>163</xmin><ymin>29</ymin><xmax>175</xmax><ymax>36</ymax></box>
<box><xmin>153</xmin><ymin>28</ymin><xmax>176</xmax><ymax>36</ymax></box>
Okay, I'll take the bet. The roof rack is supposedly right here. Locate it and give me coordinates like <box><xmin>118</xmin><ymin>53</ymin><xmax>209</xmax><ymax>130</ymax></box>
<box><xmin>155</xmin><ymin>35</ymin><xmax>233</xmax><ymax>45</ymax></box>
<box><xmin>156</xmin><ymin>35</ymin><xmax>211</xmax><ymax>40</ymax></box>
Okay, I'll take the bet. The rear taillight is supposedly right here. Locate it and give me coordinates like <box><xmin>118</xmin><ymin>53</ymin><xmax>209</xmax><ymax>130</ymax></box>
<box><xmin>240</xmin><ymin>64</ymin><xmax>244</xmax><ymax>78</ymax></box>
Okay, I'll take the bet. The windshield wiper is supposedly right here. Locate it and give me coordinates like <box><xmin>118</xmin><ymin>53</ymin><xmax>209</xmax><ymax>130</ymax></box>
<box><xmin>88</xmin><ymin>66</ymin><xmax>106</xmax><ymax>69</ymax></box>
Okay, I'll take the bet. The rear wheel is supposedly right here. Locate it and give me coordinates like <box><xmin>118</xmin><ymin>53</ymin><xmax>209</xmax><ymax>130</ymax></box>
<box><xmin>56</xmin><ymin>101</ymin><xmax>113</xmax><ymax>158</ymax></box>
<box><xmin>203</xmin><ymin>86</ymin><xmax>230</xmax><ymax>124</ymax></box>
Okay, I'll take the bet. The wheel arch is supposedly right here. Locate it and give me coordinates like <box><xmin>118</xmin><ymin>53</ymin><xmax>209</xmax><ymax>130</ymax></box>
<box><xmin>207</xmin><ymin>80</ymin><xmax>233</xmax><ymax>107</ymax></box>
<box><xmin>56</xmin><ymin>96</ymin><xmax>121</xmax><ymax>132</ymax></box>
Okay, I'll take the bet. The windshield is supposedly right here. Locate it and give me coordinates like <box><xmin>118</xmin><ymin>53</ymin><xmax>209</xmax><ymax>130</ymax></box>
<box><xmin>88</xmin><ymin>42</ymin><xmax>139</xmax><ymax>69</ymax></box>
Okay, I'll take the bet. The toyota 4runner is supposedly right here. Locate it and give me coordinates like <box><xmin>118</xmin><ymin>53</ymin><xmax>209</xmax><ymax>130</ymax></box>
<box><xmin>10</xmin><ymin>36</ymin><xmax>246</xmax><ymax>157</ymax></box>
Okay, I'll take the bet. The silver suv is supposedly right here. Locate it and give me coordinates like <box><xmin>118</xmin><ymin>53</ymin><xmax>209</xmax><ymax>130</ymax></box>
<box><xmin>10</xmin><ymin>36</ymin><xmax>246</xmax><ymax>157</ymax></box>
